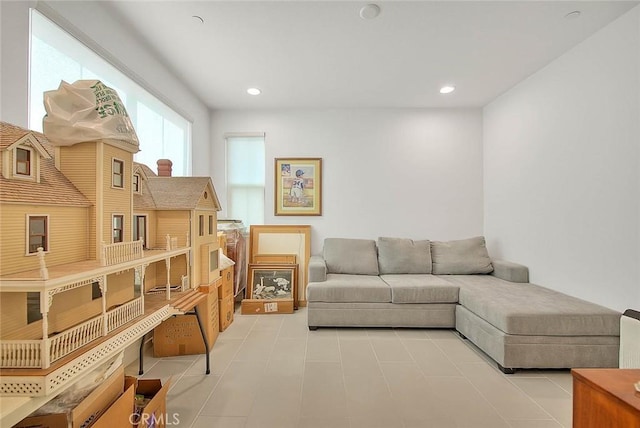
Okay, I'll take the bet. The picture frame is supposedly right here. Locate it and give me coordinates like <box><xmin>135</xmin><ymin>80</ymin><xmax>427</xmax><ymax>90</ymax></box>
<box><xmin>275</xmin><ymin>157</ymin><xmax>322</xmax><ymax>216</ymax></box>
<box><xmin>249</xmin><ymin>225</ymin><xmax>310</xmax><ymax>307</ymax></box>
<box><xmin>247</xmin><ymin>264</ymin><xmax>298</xmax><ymax>304</ymax></box>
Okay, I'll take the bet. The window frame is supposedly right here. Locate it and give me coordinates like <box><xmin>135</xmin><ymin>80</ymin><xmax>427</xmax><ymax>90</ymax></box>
<box><xmin>112</xmin><ymin>214</ymin><xmax>124</xmax><ymax>243</ymax></box>
<box><xmin>112</xmin><ymin>158</ymin><xmax>125</xmax><ymax>189</ymax></box>
<box><xmin>208</xmin><ymin>215</ymin><xmax>214</xmax><ymax>235</ymax></box>
<box><xmin>15</xmin><ymin>147</ymin><xmax>32</xmax><ymax>177</ymax></box>
<box><xmin>26</xmin><ymin>214</ymin><xmax>49</xmax><ymax>255</ymax></box>
<box><xmin>198</xmin><ymin>215</ymin><xmax>204</xmax><ymax>237</ymax></box>
<box><xmin>133</xmin><ymin>173</ymin><xmax>140</xmax><ymax>193</ymax></box>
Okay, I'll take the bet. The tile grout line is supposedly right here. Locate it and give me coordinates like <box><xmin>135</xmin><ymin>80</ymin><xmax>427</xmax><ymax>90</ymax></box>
<box><xmin>187</xmin><ymin>308</ymin><xmax>252</xmax><ymax>428</ymax></box>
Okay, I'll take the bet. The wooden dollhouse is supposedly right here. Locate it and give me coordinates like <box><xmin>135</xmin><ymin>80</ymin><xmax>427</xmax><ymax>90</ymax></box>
<box><xmin>0</xmin><ymin>121</ymin><xmax>221</xmax><ymax>397</ymax></box>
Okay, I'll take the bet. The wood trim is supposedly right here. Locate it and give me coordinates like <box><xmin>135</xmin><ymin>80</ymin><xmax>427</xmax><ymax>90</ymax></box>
<box><xmin>249</xmin><ymin>225</ymin><xmax>311</xmax><ymax>305</ymax></box>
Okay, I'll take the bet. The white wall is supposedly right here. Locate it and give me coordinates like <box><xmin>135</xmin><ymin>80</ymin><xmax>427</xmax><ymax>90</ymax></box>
<box><xmin>0</xmin><ymin>0</ymin><xmax>211</xmax><ymax>175</ymax></box>
<box><xmin>211</xmin><ymin>108</ymin><xmax>484</xmax><ymax>254</ymax></box>
<box><xmin>484</xmin><ymin>7</ymin><xmax>640</xmax><ymax>312</ymax></box>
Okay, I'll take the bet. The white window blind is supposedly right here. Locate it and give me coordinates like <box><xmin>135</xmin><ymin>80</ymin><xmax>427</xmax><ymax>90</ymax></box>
<box><xmin>29</xmin><ymin>9</ymin><xmax>191</xmax><ymax>176</ymax></box>
<box><xmin>226</xmin><ymin>135</ymin><xmax>265</xmax><ymax>227</ymax></box>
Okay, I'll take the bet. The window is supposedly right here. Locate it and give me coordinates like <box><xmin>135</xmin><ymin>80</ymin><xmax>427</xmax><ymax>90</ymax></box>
<box><xmin>28</xmin><ymin>215</ymin><xmax>48</xmax><ymax>253</ymax></box>
<box><xmin>91</xmin><ymin>282</ymin><xmax>102</xmax><ymax>300</ymax></box>
<box><xmin>112</xmin><ymin>159</ymin><xmax>124</xmax><ymax>188</ymax></box>
<box><xmin>208</xmin><ymin>215</ymin><xmax>214</xmax><ymax>235</ymax></box>
<box><xmin>113</xmin><ymin>215</ymin><xmax>124</xmax><ymax>243</ymax></box>
<box><xmin>199</xmin><ymin>215</ymin><xmax>204</xmax><ymax>237</ymax></box>
<box><xmin>226</xmin><ymin>135</ymin><xmax>265</xmax><ymax>227</ymax></box>
<box><xmin>133</xmin><ymin>174</ymin><xmax>140</xmax><ymax>192</ymax></box>
<box><xmin>27</xmin><ymin>292</ymin><xmax>43</xmax><ymax>324</ymax></box>
<box><xmin>29</xmin><ymin>9</ymin><xmax>192</xmax><ymax>176</ymax></box>
<box><xmin>16</xmin><ymin>148</ymin><xmax>31</xmax><ymax>176</ymax></box>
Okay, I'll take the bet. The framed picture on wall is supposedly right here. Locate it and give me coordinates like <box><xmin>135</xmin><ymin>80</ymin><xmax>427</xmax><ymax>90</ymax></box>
<box><xmin>275</xmin><ymin>157</ymin><xmax>322</xmax><ymax>216</ymax></box>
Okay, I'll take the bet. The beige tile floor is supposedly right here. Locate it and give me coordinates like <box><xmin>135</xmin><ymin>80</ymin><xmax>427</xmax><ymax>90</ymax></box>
<box><xmin>125</xmin><ymin>306</ymin><xmax>574</xmax><ymax>428</ymax></box>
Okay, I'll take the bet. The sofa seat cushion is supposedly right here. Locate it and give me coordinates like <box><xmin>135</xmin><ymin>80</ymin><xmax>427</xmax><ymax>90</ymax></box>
<box><xmin>380</xmin><ymin>274</ymin><xmax>459</xmax><ymax>304</ymax></box>
<box><xmin>306</xmin><ymin>274</ymin><xmax>391</xmax><ymax>303</ymax></box>
<box><xmin>445</xmin><ymin>275</ymin><xmax>620</xmax><ymax>336</ymax></box>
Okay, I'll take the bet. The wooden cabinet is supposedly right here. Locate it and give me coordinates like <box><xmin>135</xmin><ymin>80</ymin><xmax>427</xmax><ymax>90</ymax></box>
<box><xmin>218</xmin><ymin>266</ymin><xmax>234</xmax><ymax>331</ymax></box>
<box><xmin>572</xmin><ymin>368</ymin><xmax>640</xmax><ymax>428</ymax></box>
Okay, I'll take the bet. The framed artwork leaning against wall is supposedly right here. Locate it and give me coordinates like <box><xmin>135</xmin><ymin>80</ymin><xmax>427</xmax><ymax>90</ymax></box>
<box><xmin>275</xmin><ymin>157</ymin><xmax>322</xmax><ymax>216</ymax></box>
<box><xmin>247</xmin><ymin>264</ymin><xmax>298</xmax><ymax>303</ymax></box>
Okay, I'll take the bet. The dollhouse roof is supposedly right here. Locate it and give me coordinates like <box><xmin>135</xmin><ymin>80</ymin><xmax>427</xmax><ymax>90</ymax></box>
<box><xmin>0</xmin><ymin>122</ymin><xmax>92</xmax><ymax>207</ymax></box>
<box><xmin>146</xmin><ymin>177</ymin><xmax>221</xmax><ymax>210</ymax></box>
<box><xmin>134</xmin><ymin>162</ymin><xmax>157</xmax><ymax>178</ymax></box>
<box><xmin>133</xmin><ymin>162</ymin><xmax>157</xmax><ymax>210</ymax></box>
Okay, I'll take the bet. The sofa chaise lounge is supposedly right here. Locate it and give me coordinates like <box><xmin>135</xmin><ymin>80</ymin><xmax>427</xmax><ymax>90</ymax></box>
<box><xmin>306</xmin><ymin>237</ymin><xmax>621</xmax><ymax>373</ymax></box>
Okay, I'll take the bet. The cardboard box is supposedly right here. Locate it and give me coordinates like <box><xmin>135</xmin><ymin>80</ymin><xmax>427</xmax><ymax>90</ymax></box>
<box><xmin>14</xmin><ymin>366</ymin><xmax>125</xmax><ymax>428</ymax></box>
<box><xmin>92</xmin><ymin>382</ymin><xmax>135</xmax><ymax>428</ymax></box>
<box><xmin>154</xmin><ymin>278</ymin><xmax>220</xmax><ymax>357</ymax></box>
<box><xmin>219</xmin><ymin>294</ymin><xmax>234</xmax><ymax>331</ymax></box>
<box><xmin>218</xmin><ymin>266</ymin><xmax>234</xmax><ymax>299</ymax></box>
<box><xmin>125</xmin><ymin>376</ymin><xmax>172</xmax><ymax>428</ymax></box>
<box><xmin>153</xmin><ymin>313</ymin><xmax>214</xmax><ymax>357</ymax></box>
<box><xmin>241</xmin><ymin>299</ymin><xmax>294</xmax><ymax>315</ymax></box>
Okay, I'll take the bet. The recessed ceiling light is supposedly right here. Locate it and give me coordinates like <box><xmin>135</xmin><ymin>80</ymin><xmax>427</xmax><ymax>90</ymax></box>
<box><xmin>359</xmin><ymin>4</ymin><xmax>381</xmax><ymax>20</ymax></box>
<box><xmin>439</xmin><ymin>85</ymin><xmax>455</xmax><ymax>94</ymax></box>
<box><xmin>247</xmin><ymin>88</ymin><xmax>261</xmax><ymax>95</ymax></box>
<box><xmin>564</xmin><ymin>10</ymin><xmax>581</xmax><ymax>20</ymax></box>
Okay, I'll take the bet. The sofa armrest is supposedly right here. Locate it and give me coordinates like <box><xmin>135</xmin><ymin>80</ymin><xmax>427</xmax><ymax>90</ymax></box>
<box><xmin>490</xmin><ymin>259</ymin><xmax>529</xmax><ymax>283</ymax></box>
<box><xmin>308</xmin><ymin>255</ymin><xmax>327</xmax><ymax>282</ymax></box>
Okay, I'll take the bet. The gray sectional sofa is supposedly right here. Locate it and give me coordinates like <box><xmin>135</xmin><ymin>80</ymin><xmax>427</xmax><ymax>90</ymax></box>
<box><xmin>306</xmin><ymin>236</ymin><xmax>621</xmax><ymax>373</ymax></box>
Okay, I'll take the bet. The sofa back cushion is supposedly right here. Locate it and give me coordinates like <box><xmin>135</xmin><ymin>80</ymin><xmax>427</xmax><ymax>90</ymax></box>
<box><xmin>323</xmin><ymin>238</ymin><xmax>379</xmax><ymax>275</ymax></box>
<box><xmin>431</xmin><ymin>236</ymin><xmax>493</xmax><ymax>275</ymax></box>
<box><xmin>377</xmin><ymin>237</ymin><xmax>432</xmax><ymax>274</ymax></box>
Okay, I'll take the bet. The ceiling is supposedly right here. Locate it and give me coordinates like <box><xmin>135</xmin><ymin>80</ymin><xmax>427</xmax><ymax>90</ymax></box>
<box><xmin>104</xmin><ymin>1</ymin><xmax>639</xmax><ymax>110</ymax></box>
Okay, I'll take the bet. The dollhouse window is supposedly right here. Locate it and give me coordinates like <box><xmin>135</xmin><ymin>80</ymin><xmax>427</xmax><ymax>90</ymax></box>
<box><xmin>27</xmin><ymin>292</ymin><xmax>42</xmax><ymax>324</ymax></box>
<box><xmin>113</xmin><ymin>159</ymin><xmax>124</xmax><ymax>188</ymax></box>
<box><xmin>113</xmin><ymin>215</ymin><xmax>124</xmax><ymax>243</ymax></box>
<box><xmin>208</xmin><ymin>215</ymin><xmax>214</xmax><ymax>235</ymax></box>
<box><xmin>28</xmin><ymin>215</ymin><xmax>48</xmax><ymax>253</ymax></box>
<box><xmin>199</xmin><ymin>215</ymin><xmax>204</xmax><ymax>237</ymax></box>
<box><xmin>16</xmin><ymin>148</ymin><xmax>31</xmax><ymax>176</ymax></box>
<box><xmin>133</xmin><ymin>174</ymin><xmax>140</xmax><ymax>192</ymax></box>
<box><xmin>91</xmin><ymin>282</ymin><xmax>102</xmax><ymax>300</ymax></box>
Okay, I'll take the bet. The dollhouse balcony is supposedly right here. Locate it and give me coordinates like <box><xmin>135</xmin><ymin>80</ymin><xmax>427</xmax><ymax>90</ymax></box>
<box><xmin>101</xmin><ymin>239</ymin><xmax>144</xmax><ymax>266</ymax></box>
<box><xmin>0</xmin><ymin>297</ymin><xmax>144</xmax><ymax>369</ymax></box>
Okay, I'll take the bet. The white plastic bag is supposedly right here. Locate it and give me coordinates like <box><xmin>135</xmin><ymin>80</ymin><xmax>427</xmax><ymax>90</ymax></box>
<box><xmin>43</xmin><ymin>80</ymin><xmax>139</xmax><ymax>149</ymax></box>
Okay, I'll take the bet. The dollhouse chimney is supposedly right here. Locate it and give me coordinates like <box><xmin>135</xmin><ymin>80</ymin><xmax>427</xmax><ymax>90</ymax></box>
<box><xmin>157</xmin><ymin>159</ymin><xmax>173</xmax><ymax>177</ymax></box>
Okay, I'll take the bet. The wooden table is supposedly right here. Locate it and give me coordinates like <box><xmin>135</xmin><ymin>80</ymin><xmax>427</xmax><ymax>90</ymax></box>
<box><xmin>572</xmin><ymin>368</ymin><xmax>640</xmax><ymax>427</ymax></box>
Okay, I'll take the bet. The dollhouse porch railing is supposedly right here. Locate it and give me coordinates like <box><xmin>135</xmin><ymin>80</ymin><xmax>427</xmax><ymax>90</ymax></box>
<box><xmin>101</xmin><ymin>239</ymin><xmax>144</xmax><ymax>266</ymax></box>
<box><xmin>107</xmin><ymin>297</ymin><xmax>144</xmax><ymax>332</ymax></box>
<box><xmin>0</xmin><ymin>297</ymin><xmax>144</xmax><ymax>369</ymax></box>
<box><xmin>0</xmin><ymin>340</ymin><xmax>41</xmax><ymax>368</ymax></box>
<box><xmin>49</xmin><ymin>315</ymin><xmax>104</xmax><ymax>364</ymax></box>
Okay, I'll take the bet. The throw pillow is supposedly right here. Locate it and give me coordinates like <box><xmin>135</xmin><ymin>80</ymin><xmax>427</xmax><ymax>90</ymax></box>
<box><xmin>431</xmin><ymin>236</ymin><xmax>493</xmax><ymax>275</ymax></box>
<box><xmin>323</xmin><ymin>238</ymin><xmax>379</xmax><ymax>275</ymax></box>
<box><xmin>377</xmin><ymin>237</ymin><xmax>432</xmax><ymax>274</ymax></box>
